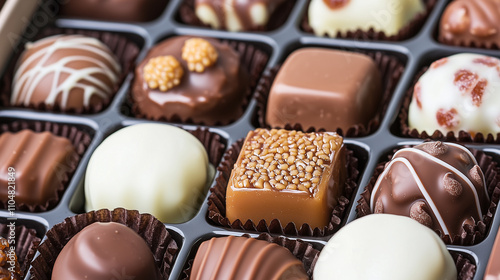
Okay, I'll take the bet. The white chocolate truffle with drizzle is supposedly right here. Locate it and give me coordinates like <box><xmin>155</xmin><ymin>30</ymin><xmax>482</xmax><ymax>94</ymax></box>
<box><xmin>308</xmin><ymin>0</ymin><xmax>425</xmax><ymax>37</ymax></box>
<box><xmin>11</xmin><ymin>35</ymin><xmax>121</xmax><ymax>112</ymax></box>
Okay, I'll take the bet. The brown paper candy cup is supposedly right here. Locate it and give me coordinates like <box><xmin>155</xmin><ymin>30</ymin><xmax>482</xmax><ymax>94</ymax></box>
<box><xmin>130</xmin><ymin>38</ymin><xmax>269</xmax><ymax>126</ymax></box>
<box><xmin>0</xmin><ymin>27</ymin><xmax>140</xmax><ymax>114</ymax></box>
<box><xmin>0</xmin><ymin>120</ymin><xmax>91</xmax><ymax>212</ymax></box>
<box><xmin>399</xmin><ymin>67</ymin><xmax>500</xmax><ymax>143</ymax></box>
<box><xmin>30</xmin><ymin>208</ymin><xmax>179</xmax><ymax>280</ymax></box>
<box><xmin>207</xmin><ymin>139</ymin><xmax>359</xmax><ymax>237</ymax></box>
<box><xmin>301</xmin><ymin>0</ymin><xmax>437</xmax><ymax>41</ymax></box>
<box><xmin>188</xmin><ymin>127</ymin><xmax>226</xmax><ymax>167</ymax></box>
<box><xmin>178</xmin><ymin>0</ymin><xmax>296</xmax><ymax>32</ymax></box>
<box><xmin>0</xmin><ymin>223</ymin><xmax>41</xmax><ymax>277</ymax></box>
<box><xmin>356</xmin><ymin>147</ymin><xmax>500</xmax><ymax>245</ymax></box>
<box><xmin>255</xmin><ymin>50</ymin><xmax>404</xmax><ymax>137</ymax></box>
<box><xmin>181</xmin><ymin>233</ymin><xmax>320</xmax><ymax>279</ymax></box>
<box><xmin>452</xmin><ymin>252</ymin><xmax>476</xmax><ymax>280</ymax></box>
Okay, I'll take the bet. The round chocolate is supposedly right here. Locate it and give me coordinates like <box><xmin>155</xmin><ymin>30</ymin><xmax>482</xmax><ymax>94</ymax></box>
<box><xmin>52</xmin><ymin>222</ymin><xmax>161</xmax><ymax>280</ymax></box>
<box><xmin>85</xmin><ymin>123</ymin><xmax>211</xmax><ymax>223</ymax></box>
<box><xmin>409</xmin><ymin>53</ymin><xmax>500</xmax><ymax>137</ymax></box>
<box><xmin>132</xmin><ymin>36</ymin><xmax>249</xmax><ymax>125</ymax></box>
<box><xmin>439</xmin><ymin>0</ymin><xmax>500</xmax><ymax>47</ymax></box>
<box><xmin>370</xmin><ymin>141</ymin><xmax>489</xmax><ymax>238</ymax></box>
<box><xmin>313</xmin><ymin>214</ymin><xmax>457</xmax><ymax>280</ymax></box>
<box><xmin>191</xmin><ymin>236</ymin><xmax>308</xmax><ymax>280</ymax></box>
<box><xmin>60</xmin><ymin>0</ymin><xmax>167</xmax><ymax>22</ymax></box>
<box><xmin>11</xmin><ymin>35</ymin><xmax>121</xmax><ymax>112</ymax></box>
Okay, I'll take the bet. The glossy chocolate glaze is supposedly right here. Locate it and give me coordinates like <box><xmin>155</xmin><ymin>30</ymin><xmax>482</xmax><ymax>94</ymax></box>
<box><xmin>132</xmin><ymin>36</ymin><xmax>248</xmax><ymax>125</ymax></box>
<box><xmin>440</xmin><ymin>0</ymin><xmax>500</xmax><ymax>46</ymax></box>
<box><xmin>0</xmin><ymin>130</ymin><xmax>75</xmax><ymax>206</ymax></box>
<box><xmin>195</xmin><ymin>0</ymin><xmax>285</xmax><ymax>30</ymax></box>
<box><xmin>371</xmin><ymin>142</ymin><xmax>489</xmax><ymax>238</ymax></box>
<box><xmin>60</xmin><ymin>0</ymin><xmax>167</xmax><ymax>22</ymax></box>
<box><xmin>191</xmin><ymin>236</ymin><xmax>308</xmax><ymax>280</ymax></box>
<box><xmin>52</xmin><ymin>222</ymin><xmax>161</xmax><ymax>280</ymax></box>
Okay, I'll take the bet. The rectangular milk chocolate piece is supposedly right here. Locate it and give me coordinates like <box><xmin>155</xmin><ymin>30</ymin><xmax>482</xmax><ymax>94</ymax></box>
<box><xmin>266</xmin><ymin>48</ymin><xmax>382</xmax><ymax>132</ymax></box>
<box><xmin>485</xmin><ymin>230</ymin><xmax>500</xmax><ymax>279</ymax></box>
<box><xmin>226</xmin><ymin>128</ymin><xmax>346</xmax><ymax>229</ymax></box>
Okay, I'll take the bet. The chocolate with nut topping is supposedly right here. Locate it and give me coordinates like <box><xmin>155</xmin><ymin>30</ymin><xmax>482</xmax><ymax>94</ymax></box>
<box><xmin>132</xmin><ymin>36</ymin><xmax>249</xmax><ymax>125</ymax></box>
<box><xmin>226</xmin><ymin>128</ymin><xmax>346</xmax><ymax>229</ymax></box>
<box><xmin>370</xmin><ymin>141</ymin><xmax>489</xmax><ymax>238</ymax></box>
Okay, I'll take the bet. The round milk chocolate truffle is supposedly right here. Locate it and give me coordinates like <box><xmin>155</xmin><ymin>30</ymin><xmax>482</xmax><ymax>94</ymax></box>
<box><xmin>313</xmin><ymin>214</ymin><xmax>457</xmax><ymax>280</ymax></box>
<box><xmin>85</xmin><ymin>123</ymin><xmax>211</xmax><ymax>223</ymax></box>
<box><xmin>52</xmin><ymin>222</ymin><xmax>161</xmax><ymax>280</ymax></box>
<box><xmin>11</xmin><ymin>35</ymin><xmax>121</xmax><ymax>112</ymax></box>
<box><xmin>409</xmin><ymin>53</ymin><xmax>500</xmax><ymax>137</ymax></box>
<box><xmin>370</xmin><ymin>141</ymin><xmax>489</xmax><ymax>238</ymax></box>
<box><xmin>132</xmin><ymin>36</ymin><xmax>249</xmax><ymax>125</ymax></box>
<box><xmin>439</xmin><ymin>0</ymin><xmax>500</xmax><ymax>47</ymax></box>
<box><xmin>192</xmin><ymin>236</ymin><xmax>308</xmax><ymax>280</ymax></box>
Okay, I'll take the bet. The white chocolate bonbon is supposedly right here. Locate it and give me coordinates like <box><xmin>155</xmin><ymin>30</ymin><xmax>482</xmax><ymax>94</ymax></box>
<box><xmin>85</xmin><ymin>123</ymin><xmax>212</xmax><ymax>223</ymax></box>
<box><xmin>409</xmin><ymin>53</ymin><xmax>500</xmax><ymax>137</ymax></box>
<box><xmin>308</xmin><ymin>0</ymin><xmax>425</xmax><ymax>37</ymax></box>
<box><xmin>313</xmin><ymin>214</ymin><xmax>457</xmax><ymax>280</ymax></box>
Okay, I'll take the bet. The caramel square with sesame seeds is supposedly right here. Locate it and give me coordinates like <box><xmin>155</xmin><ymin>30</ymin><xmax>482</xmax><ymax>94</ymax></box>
<box><xmin>226</xmin><ymin>128</ymin><xmax>347</xmax><ymax>229</ymax></box>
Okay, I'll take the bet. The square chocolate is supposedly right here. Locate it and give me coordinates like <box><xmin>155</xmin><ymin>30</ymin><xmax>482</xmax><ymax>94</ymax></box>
<box><xmin>266</xmin><ymin>48</ymin><xmax>382</xmax><ymax>132</ymax></box>
<box><xmin>226</xmin><ymin>128</ymin><xmax>346</xmax><ymax>229</ymax></box>
<box><xmin>0</xmin><ymin>130</ymin><xmax>75</xmax><ymax>206</ymax></box>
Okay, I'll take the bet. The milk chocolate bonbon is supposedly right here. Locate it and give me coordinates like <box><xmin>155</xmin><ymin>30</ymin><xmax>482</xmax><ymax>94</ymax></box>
<box><xmin>11</xmin><ymin>35</ymin><xmax>121</xmax><ymax>112</ymax></box>
<box><xmin>370</xmin><ymin>141</ymin><xmax>489</xmax><ymax>238</ymax></box>
<box><xmin>0</xmin><ymin>130</ymin><xmax>75</xmax><ymax>207</ymax></box>
<box><xmin>191</xmin><ymin>236</ymin><xmax>308</xmax><ymax>280</ymax></box>
<box><xmin>439</xmin><ymin>0</ymin><xmax>500</xmax><ymax>48</ymax></box>
<box><xmin>132</xmin><ymin>36</ymin><xmax>248</xmax><ymax>125</ymax></box>
<box><xmin>60</xmin><ymin>0</ymin><xmax>167</xmax><ymax>22</ymax></box>
<box><xmin>52</xmin><ymin>222</ymin><xmax>161</xmax><ymax>280</ymax></box>
<box><xmin>266</xmin><ymin>48</ymin><xmax>382</xmax><ymax>132</ymax></box>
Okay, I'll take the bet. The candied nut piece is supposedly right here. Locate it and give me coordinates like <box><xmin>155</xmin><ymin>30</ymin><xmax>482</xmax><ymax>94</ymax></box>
<box><xmin>226</xmin><ymin>128</ymin><xmax>347</xmax><ymax>229</ymax></box>
<box><xmin>182</xmin><ymin>38</ymin><xmax>218</xmax><ymax>73</ymax></box>
<box><xmin>143</xmin><ymin>55</ymin><xmax>184</xmax><ymax>91</ymax></box>
<box><xmin>0</xmin><ymin>237</ymin><xmax>21</xmax><ymax>280</ymax></box>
